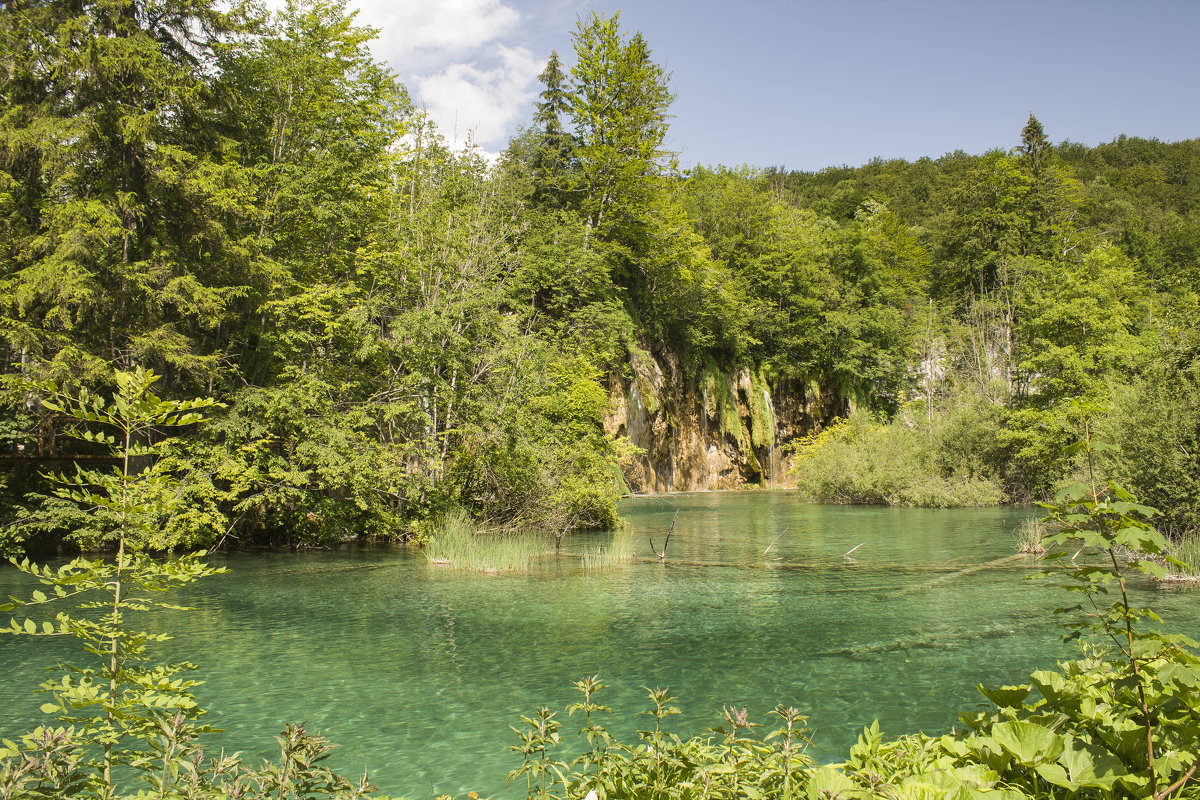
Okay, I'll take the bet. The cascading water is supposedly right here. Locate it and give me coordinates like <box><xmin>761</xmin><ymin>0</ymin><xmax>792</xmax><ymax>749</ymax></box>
<box><xmin>762</xmin><ymin>387</ymin><xmax>778</xmax><ymax>485</ymax></box>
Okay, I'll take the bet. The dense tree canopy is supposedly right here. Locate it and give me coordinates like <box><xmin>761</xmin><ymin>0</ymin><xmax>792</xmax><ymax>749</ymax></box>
<box><xmin>2</xmin><ymin>3</ymin><xmax>1198</xmax><ymax>551</ymax></box>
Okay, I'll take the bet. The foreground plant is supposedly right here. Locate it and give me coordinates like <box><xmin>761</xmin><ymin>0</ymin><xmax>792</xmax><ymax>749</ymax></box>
<box><xmin>514</xmin><ymin>409</ymin><xmax>1199</xmax><ymax>800</ymax></box>
<box><xmin>509</xmin><ymin>681</ymin><xmax>817</xmax><ymax>800</ymax></box>
<box><xmin>0</xmin><ymin>369</ymin><xmax>384</xmax><ymax>799</ymax></box>
<box><xmin>970</xmin><ymin>406</ymin><xmax>1200</xmax><ymax>799</ymax></box>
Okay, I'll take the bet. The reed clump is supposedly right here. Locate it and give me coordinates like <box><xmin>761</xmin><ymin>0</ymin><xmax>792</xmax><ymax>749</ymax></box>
<box><xmin>424</xmin><ymin>510</ymin><xmax>546</xmax><ymax>572</ymax></box>
<box><xmin>1160</xmin><ymin>530</ymin><xmax>1200</xmax><ymax>582</ymax></box>
<box><xmin>579</xmin><ymin>525</ymin><xmax>637</xmax><ymax>571</ymax></box>
<box><xmin>1015</xmin><ymin>516</ymin><xmax>1047</xmax><ymax>554</ymax></box>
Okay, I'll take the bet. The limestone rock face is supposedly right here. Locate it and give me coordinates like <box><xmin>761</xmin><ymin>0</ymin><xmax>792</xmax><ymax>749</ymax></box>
<box><xmin>603</xmin><ymin>349</ymin><xmax>822</xmax><ymax>494</ymax></box>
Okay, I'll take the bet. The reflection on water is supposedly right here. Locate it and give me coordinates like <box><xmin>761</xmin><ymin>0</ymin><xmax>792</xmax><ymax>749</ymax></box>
<box><xmin>2</xmin><ymin>493</ymin><xmax>1198</xmax><ymax>798</ymax></box>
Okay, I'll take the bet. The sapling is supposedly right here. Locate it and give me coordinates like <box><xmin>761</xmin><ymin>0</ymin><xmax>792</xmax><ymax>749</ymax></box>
<box><xmin>566</xmin><ymin>675</ymin><xmax>613</xmax><ymax>783</ymax></box>
<box><xmin>1</xmin><ymin>368</ymin><xmax>224</xmax><ymax>796</ymax></box>
<box><xmin>0</xmin><ymin>369</ymin><xmax>383</xmax><ymax>800</ymax></box>
<box><xmin>1041</xmin><ymin>401</ymin><xmax>1198</xmax><ymax>799</ymax></box>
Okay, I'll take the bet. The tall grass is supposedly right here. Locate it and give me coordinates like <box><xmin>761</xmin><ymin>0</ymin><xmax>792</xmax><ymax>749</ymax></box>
<box><xmin>424</xmin><ymin>510</ymin><xmax>546</xmax><ymax>572</ymax></box>
<box><xmin>1161</xmin><ymin>530</ymin><xmax>1200</xmax><ymax>582</ymax></box>
<box><xmin>580</xmin><ymin>525</ymin><xmax>637</xmax><ymax>571</ymax></box>
<box><xmin>1015</xmin><ymin>517</ymin><xmax>1047</xmax><ymax>554</ymax></box>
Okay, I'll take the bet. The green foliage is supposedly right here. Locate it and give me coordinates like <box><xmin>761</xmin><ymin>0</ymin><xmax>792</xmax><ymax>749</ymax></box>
<box><xmin>790</xmin><ymin>408</ymin><xmax>1004</xmax><ymax>508</ymax></box>
<box><xmin>960</xmin><ymin>409</ymin><xmax>1200</xmax><ymax>799</ymax></box>
<box><xmin>14</xmin><ymin>368</ymin><xmax>222</xmax><ymax>551</ymax></box>
<box><xmin>0</xmin><ymin>369</ymin><xmax>388</xmax><ymax>798</ymax></box>
<box><xmin>1012</xmin><ymin>246</ymin><xmax>1150</xmax><ymax>403</ymax></box>
<box><xmin>1102</xmin><ymin>349</ymin><xmax>1200</xmax><ymax>535</ymax></box>
<box><xmin>567</xmin><ymin>12</ymin><xmax>674</xmax><ymax>245</ymax></box>
<box><xmin>0</xmin><ymin>369</ymin><xmax>227</xmax><ymax>794</ymax></box>
<box><xmin>520</xmin><ymin>425</ymin><xmax>1200</xmax><ymax>800</ymax></box>
<box><xmin>2</xmin><ymin>0</ymin><xmax>1198</xmax><ymax>543</ymax></box>
<box><xmin>509</xmin><ymin>682</ymin><xmax>816</xmax><ymax>800</ymax></box>
<box><xmin>423</xmin><ymin>509</ymin><xmax>546</xmax><ymax>573</ymax></box>
<box><xmin>0</xmin><ymin>0</ymin><xmax>254</xmax><ymax>388</ymax></box>
<box><xmin>933</xmin><ymin>151</ymin><xmax>1035</xmax><ymax>299</ymax></box>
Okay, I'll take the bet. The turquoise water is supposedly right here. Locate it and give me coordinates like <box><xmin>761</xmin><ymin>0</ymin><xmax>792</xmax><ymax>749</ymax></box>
<box><xmin>3</xmin><ymin>493</ymin><xmax>1199</xmax><ymax>798</ymax></box>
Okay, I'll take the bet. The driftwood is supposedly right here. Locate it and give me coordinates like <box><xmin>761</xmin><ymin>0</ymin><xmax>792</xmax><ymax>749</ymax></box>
<box><xmin>649</xmin><ymin>510</ymin><xmax>678</xmax><ymax>563</ymax></box>
<box><xmin>763</xmin><ymin>527</ymin><xmax>789</xmax><ymax>555</ymax></box>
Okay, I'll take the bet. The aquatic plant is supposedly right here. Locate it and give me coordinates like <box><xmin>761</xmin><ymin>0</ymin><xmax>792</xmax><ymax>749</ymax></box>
<box><xmin>424</xmin><ymin>510</ymin><xmax>546</xmax><ymax>572</ymax></box>
<box><xmin>1016</xmin><ymin>516</ymin><xmax>1047</xmax><ymax>554</ymax></box>
<box><xmin>579</xmin><ymin>526</ymin><xmax>637</xmax><ymax>571</ymax></box>
<box><xmin>1161</xmin><ymin>531</ymin><xmax>1200</xmax><ymax>582</ymax></box>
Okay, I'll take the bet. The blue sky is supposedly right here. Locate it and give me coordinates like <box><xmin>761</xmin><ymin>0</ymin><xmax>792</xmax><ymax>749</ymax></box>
<box><xmin>347</xmin><ymin>0</ymin><xmax>1200</xmax><ymax>171</ymax></box>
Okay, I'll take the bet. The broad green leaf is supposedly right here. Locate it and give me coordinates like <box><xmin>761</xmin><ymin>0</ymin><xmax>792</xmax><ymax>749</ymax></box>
<box><xmin>977</xmin><ymin>684</ymin><xmax>1031</xmax><ymax>709</ymax></box>
<box><xmin>1054</xmin><ymin>482</ymin><xmax>1090</xmax><ymax>504</ymax></box>
<box><xmin>1029</xmin><ymin>670</ymin><xmax>1066</xmax><ymax>702</ymax></box>
<box><xmin>806</xmin><ymin>765</ymin><xmax>859</xmax><ymax>800</ymax></box>
<box><xmin>989</xmin><ymin>721</ymin><xmax>1064</xmax><ymax>764</ymax></box>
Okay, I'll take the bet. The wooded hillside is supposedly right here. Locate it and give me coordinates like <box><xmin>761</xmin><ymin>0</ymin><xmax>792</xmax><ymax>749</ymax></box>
<box><xmin>2</xmin><ymin>1</ymin><xmax>1197</xmax><ymax>551</ymax></box>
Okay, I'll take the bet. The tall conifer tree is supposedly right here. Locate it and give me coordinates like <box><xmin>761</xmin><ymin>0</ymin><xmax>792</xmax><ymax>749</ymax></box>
<box><xmin>530</xmin><ymin>49</ymin><xmax>574</xmax><ymax>207</ymax></box>
<box><xmin>0</xmin><ymin>0</ymin><xmax>252</xmax><ymax>390</ymax></box>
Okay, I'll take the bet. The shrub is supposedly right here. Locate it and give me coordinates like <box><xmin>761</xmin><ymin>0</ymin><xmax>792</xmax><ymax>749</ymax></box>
<box><xmin>1103</xmin><ymin>360</ymin><xmax>1200</xmax><ymax>536</ymax></box>
<box><xmin>790</xmin><ymin>407</ymin><xmax>1003</xmax><ymax>507</ymax></box>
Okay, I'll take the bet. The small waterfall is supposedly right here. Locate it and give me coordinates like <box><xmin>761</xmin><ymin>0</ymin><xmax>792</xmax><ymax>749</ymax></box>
<box><xmin>762</xmin><ymin>387</ymin><xmax>778</xmax><ymax>486</ymax></box>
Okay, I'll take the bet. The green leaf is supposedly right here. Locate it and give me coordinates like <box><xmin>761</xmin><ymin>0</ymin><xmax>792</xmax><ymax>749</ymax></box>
<box><xmin>1029</xmin><ymin>670</ymin><xmax>1066</xmax><ymax>703</ymax></box>
<box><xmin>1054</xmin><ymin>482</ymin><xmax>1090</xmax><ymax>504</ymax></box>
<box><xmin>1135</xmin><ymin>560</ymin><xmax>1168</xmax><ymax>580</ymax></box>
<box><xmin>989</xmin><ymin>721</ymin><xmax>1064</xmax><ymax>764</ymax></box>
<box><xmin>978</xmin><ymin>684</ymin><xmax>1031</xmax><ymax>709</ymax></box>
<box><xmin>805</xmin><ymin>765</ymin><xmax>858</xmax><ymax>800</ymax></box>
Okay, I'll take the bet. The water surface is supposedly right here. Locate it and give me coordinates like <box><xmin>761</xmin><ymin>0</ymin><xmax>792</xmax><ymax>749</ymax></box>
<box><xmin>3</xmin><ymin>493</ymin><xmax>1198</xmax><ymax>798</ymax></box>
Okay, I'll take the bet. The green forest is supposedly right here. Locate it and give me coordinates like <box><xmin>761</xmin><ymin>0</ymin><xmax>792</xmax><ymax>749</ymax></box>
<box><xmin>4</xmin><ymin>1</ymin><xmax>1200</xmax><ymax>799</ymax></box>
<box><xmin>2</xmin><ymin>0</ymin><xmax>1199</xmax><ymax>552</ymax></box>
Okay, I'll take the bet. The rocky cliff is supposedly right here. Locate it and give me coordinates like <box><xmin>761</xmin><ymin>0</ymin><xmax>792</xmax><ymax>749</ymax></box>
<box><xmin>603</xmin><ymin>348</ymin><xmax>839</xmax><ymax>493</ymax></box>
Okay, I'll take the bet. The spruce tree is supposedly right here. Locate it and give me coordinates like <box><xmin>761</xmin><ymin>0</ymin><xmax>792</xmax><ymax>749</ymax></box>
<box><xmin>0</xmin><ymin>0</ymin><xmax>252</xmax><ymax>392</ymax></box>
<box><xmin>1019</xmin><ymin>112</ymin><xmax>1051</xmax><ymax>178</ymax></box>
<box><xmin>530</xmin><ymin>49</ymin><xmax>574</xmax><ymax>207</ymax></box>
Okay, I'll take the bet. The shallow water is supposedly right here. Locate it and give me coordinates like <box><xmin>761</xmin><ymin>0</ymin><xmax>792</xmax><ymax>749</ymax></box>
<box><xmin>2</xmin><ymin>493</ymin><xmax>1198</xmax><ymax>798</ymax></box>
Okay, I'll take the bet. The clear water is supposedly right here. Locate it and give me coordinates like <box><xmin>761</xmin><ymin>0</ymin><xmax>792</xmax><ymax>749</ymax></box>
<box><xmin>3</xmin><ymin>493</ymin><xmax>1199</xmax><ymax>798</ymax></box>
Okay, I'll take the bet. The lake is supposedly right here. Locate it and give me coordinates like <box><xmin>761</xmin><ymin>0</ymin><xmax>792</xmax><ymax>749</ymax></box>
<box><xmin>2</xmin><ymin>492</ymin><xmax>1198</xmax><ymax>798</ymax></box>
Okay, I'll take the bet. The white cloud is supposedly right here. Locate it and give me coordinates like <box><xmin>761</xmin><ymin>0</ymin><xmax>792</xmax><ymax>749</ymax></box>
<box><xmin>352</xmin><ymin>0</ymin><xmax>521</xmax><ymax>67</ymax></box>
<box><xmin>411</xmin><ymin>44</ymin><xmax>543</xmax><ymax>152</ymax></box>
<box><xmin>261</xmin><ymin>0</ymin><xmax>545</xmax><ymax>155</ymax></box>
